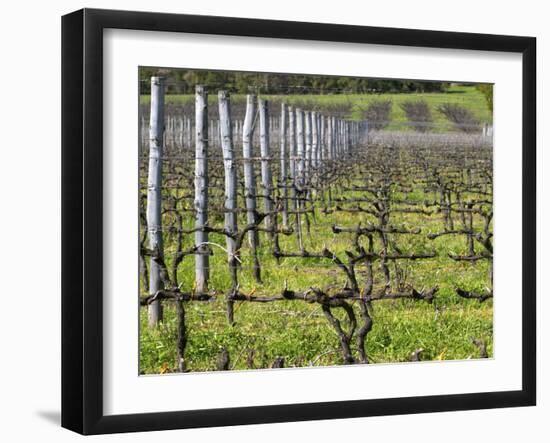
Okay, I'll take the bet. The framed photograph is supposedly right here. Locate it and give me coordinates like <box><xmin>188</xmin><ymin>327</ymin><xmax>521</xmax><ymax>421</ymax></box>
<box><xmin>62</xmin><ymin>8</ymin><xmax>536</xmax><ymax>435</ymax></box>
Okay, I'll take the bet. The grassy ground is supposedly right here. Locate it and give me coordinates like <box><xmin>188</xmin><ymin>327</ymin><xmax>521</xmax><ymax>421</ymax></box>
<box><xmin>139</xmin><ymin>84</ymin><xmax>492</xmax><ymax>129</ymax></box>
<box><xmin>140</xmin><ymin>174</ymin><xmax>493</xmax><ymax>374</ymax></box>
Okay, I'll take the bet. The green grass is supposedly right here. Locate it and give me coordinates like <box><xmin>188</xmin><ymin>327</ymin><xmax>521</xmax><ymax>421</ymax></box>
<box><xmin>139</xmin><ymin>84</ymin><xmax>492</xmax><ymax>129</ymax></box>
<box><xmin>139</xmin><ymin>180</ymin><xmax>493</xmax><ymax>374</ymax></box>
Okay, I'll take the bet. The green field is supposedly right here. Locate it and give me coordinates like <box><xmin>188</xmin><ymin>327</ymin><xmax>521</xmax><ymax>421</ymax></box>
<box><xmin>140</xmin><ymin>84</ymin><xmax>492</xmax><ymax>128</ymax></box>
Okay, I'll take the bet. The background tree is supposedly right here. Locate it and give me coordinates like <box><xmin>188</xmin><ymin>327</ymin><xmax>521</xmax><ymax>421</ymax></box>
<box><xmin>476</xmin><ymin>84</ymin><xmax>493</xmax><ymax>112</ymax></box>
<box><xmin>139</xmin><ymin>69</ymin><xmax>450</xmax><ymax>95</ymax></box>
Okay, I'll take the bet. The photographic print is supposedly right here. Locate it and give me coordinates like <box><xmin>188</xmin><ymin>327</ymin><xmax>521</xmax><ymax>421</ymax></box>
<box><xmin>138</xmin><ymin>67</ymin><xmax>493</xmax><ymax>375</ymax></box>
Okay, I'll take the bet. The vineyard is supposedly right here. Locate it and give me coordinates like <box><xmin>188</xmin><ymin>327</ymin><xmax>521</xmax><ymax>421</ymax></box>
<box><xmin>139</xmin><ymin>76</ymin><xmax>493</xmax><ymax>374</ymax></box>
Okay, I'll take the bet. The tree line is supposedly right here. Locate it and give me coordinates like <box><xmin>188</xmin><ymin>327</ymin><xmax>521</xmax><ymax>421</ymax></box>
<box><xmin>139</xmin><ymin>68</ymin><xmax>450</xmax><ymax>95</ymax></box>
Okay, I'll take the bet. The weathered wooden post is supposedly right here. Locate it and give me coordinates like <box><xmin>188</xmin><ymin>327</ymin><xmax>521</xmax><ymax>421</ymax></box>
<box><xmin>296</xmin><ymin>108</ymin><xmax>305</xmax><ymax>184</ymax></box>
<box><xmin>330</xmin><ymin>117</ymin><xmax>334</xmax><ymax>160</ymax></box>
<box><xmin>344</xmin><ymin>120</ymin><xmax>348</xmax><ymax>154</ymax></box>
<box><xmin>343</xmin><ymin>120</ymin><xmax>347</xmax><ymax>154</ymax></box>
<box><xmin>318</xmin><ymin>113</ymin><xmax>323</xmax><ymax>163</ymax></box>
<box><xmin>280</xmin><ymin>102</ymin><xmax>289</xmax><ymax>229</ymax></box>
<box><xmin>218</xmin><ymin>90</ymin><xmax>238</xmax><ymax>325</ymax></box>
<box><xmin>180</xmin><ymin>116</ymin><xmax>185</xmax><ymax>149</ymax></box>
<box><xmin>242</xmin><ymin>94</ymin><xmax>261</xmax><ymax>283</ymax></box>
<box><xmin>294</xmin><ymin>108</ymin><xmax>305</xmax><ymax>250</ymax></box>
<box><xmin>178</xmin><ymin>116</ymin><xmax>184</xmax><ymax>149</ymax></box>
<box><xmin>304</xmin><ymin>111</ymin><xmax>312</xmax><ymax>176</ymax></box>
<box><xmin>346</xmin><ymin>120</ymin><xmax>353</xmax><ymax>154</ymax></box>
<box><xmin>311</xmin><ymin>111</ymin><xmax>318</xmax><ymax>168</ymax></box>
<box><xmin>186</xmin><ymin>116</ymin><xmax>192</xmax><ymax>148</ymax></box>
<box><xmin>171</xmin><ymin>116</ymin><xmax>176</xmax><ymax>147</ymax></box>
<box><xmin>174</xmin><ymin>117</ymin><xmax>178</xmax><ymax>147</ymax></box>
<box><xmin>337</xmin><ymin>119</ymin><xmax>342</xmax><ymax>157</ymax></box>
<box><xmin>335</xmin><ymin>119</ymin><xmax>340</xmax><ymax>157</ymax></box>
<box><xmin>209</xmin><ymin>119</ymin><xmax>214</xmax><ymax>148</ymax></box>
<box><xmin>349</xmin><ymin>121</ymin><xmax>353</xmax><ymax>150</ymax></box>
<box><xmin>288</xmin><ymin>106</ymin><xmax>302</xmax><ymax>250</ymax></box>
<box><xmin>344</xmin><ymin>120</ymin><xmax>349</xmax><ymax>153</ymax></box>
<box><xmin>259</xmin><ymin>98</ymin><xmax>275</xmax><ymax>237</ymax></box>
<box><xmin>341</xmin><ymin>120</ymin><xmax>347</xmax><ymax>157</ymax></box>
<box><xmin>303</xmin><ymin>111</ymin><xmax>313</xmax><ymax>234</ymax></box>
<box><xmin>332</xmin><ymin>117</ymin><xmax>337</xmax><ymax>159</ymax></box>
<box><xmin>320</xmin><ymin>114</ymin><xmax>326</xmax><ymax>163</ymax></box>
<box><xmin>327</xmin><ymin>115</ymin><xmax>333</xmax><ymax>161</ymax></box>
<box><xmin>166</xmin><ymin>116</ymin><xmax>172</xmax><ymax>147</ymax></box>
<box><xmin>288</xmin><ymin>106</ymin><xmax>296</xmax><ymax>182</ymax></box>
<box><xmin>318</xmin><ymin>114</ymin><xmax>326</xmax><ymax>202</ymax></box>
<box><xmin>140</xmin><ymin>115</ymin><xmax>146</xmax><ymax>148</ymax></box>
<box><xmin>342</xmin><ymin>120</ymin><xmax>346</xmax><ymax>154</ymax></box>
<box><xmin>334</xmin><ymin>117</ymin><xmax>339</xmax><ymax>158</ymax></box>
<box><xmin>194</xmin><ymin>85</ymin><xmax>209</xmax><ymax>293</ymax></box>
<box><xmin>146</xmin><ymin>76</ymin><xmax>165</xmax><ymax>327</ymax></box>
<box><xmin>340</xmin><ymin>119</ymin><xmax>344</xmax><ymax>156</ymax></box>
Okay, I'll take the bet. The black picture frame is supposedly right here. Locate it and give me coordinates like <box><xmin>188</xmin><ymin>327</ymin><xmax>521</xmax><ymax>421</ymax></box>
<box><xmin>61</xmin><ymin>8</ymin><xmax>536</xmax><ymax>435</ymax></box>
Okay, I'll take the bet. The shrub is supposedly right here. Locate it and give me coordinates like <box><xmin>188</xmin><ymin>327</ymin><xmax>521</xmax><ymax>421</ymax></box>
<box><xmin>400</xmin><ymin>100</ymin><xmax>433</xmax><ymax>132</ymax></box>
<box><xmin>364</xmin><ymin>100</ymin><xmax>392</xmax><ymax>130</ymax></box>
<box><xmin>437</xmin><ymin>103</ymin><xmax>480</xmax><ymax>133</ymax></box>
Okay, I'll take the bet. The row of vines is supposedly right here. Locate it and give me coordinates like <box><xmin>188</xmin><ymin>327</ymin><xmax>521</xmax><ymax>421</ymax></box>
<box><xmin>139</xmin><ymin>77</ymin><xmax>493</xmax><ymax>373</ymax></box>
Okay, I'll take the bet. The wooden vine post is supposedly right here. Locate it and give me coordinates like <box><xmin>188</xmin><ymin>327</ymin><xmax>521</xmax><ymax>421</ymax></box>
<box><xmin>218</xmin><ymin>90</ymin><xmax>238</xmax><ymax>324</ymax></box>
<box><xmin>294</xmin><ymin>108</ymin><xmax>305</xmax><ymax>251</ymax></box>
<box><xmin>288</xmin><ymin>106</ymin><xmax>302</xmax><ymax>251</ymax></box>
<box><xmin>304</xmin><ymin>110</ymin><xmax>312</xmax><ymax>176</ymax></box>
<box><xmin>242</xmin><ymin>94</ymin><xmax>261</xmax><ymax>283</ymax></box>
<box><xmin>296</xmin><ymin>108</ymin><xmax>305</xmax><ymax>185</ymax></box>
<box><xmin>311</xmin><ymin>111</ymin><xmax>318</xmax><ymax>168</ymax></box>
<box><xmin>146</xmin><ymin>76</ymin><xmax>165</xmax><ymax>327</ymax></box>
<box><xmin>259</xmin><ymin>98</ymin><xmax>275</xmax><ymax>237</ymax></box>
<box><xmin>327</xmin><ymin>115</ymin><xmax>333</xmax><ymax>160</ymax></box>
<box><xmin>280</xmin><ymin>102</ymin><xmax>289</xmax><ymax>229</ymax></box>
<box><xmin>194</xmin><ymin>85</ymin><xmax>209</xmax><ymax>292</ymax></box>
